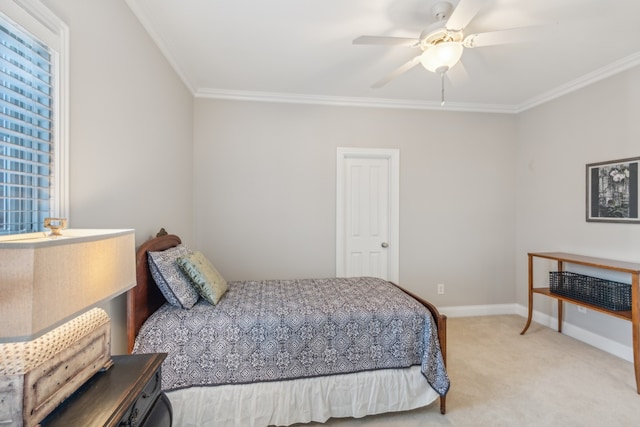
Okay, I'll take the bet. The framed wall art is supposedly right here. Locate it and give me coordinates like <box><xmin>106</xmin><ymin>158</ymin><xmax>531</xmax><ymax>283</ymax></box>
<box><xmin>586</xmin><ymin>156</ymin><xmax>640</xmax><ymax>223</ymax></box>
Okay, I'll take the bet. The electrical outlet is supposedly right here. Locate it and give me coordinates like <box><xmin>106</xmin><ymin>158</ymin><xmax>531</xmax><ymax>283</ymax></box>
<box><xmin>577</xmin><ymin>306</ymin><xmax>587</xmax><ymax>314</ymax></box>
<box><xmin>437</xmin><ymin>283</ymin><xmax>445</xmax><ymax>295</ymax></box>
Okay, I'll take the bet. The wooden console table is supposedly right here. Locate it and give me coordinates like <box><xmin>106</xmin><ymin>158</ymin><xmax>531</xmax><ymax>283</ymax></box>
<box><xmin>520</xmin><ymin>252</ymin><xmax>640</xmax><ymax>394</ymax></box>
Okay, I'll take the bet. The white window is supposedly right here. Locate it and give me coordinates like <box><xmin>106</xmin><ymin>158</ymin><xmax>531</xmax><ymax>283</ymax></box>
<box><xmin>0</xmin><ymin>0</ymin><xmax>68</xmax><ymax>236</ymax></box>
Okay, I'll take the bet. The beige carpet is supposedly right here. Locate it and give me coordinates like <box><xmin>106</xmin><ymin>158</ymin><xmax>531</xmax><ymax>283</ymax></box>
<box><xmin>298</xmin><ymin>315</ymin><xmax>640</xmax><ymax>427</ymax></box>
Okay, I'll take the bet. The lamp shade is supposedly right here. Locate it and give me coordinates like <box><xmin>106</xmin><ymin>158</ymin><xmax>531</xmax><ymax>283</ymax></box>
<box><xmin>0</xmin><ymin>229</ymin><xmax>135</xmax><ymax>342</ymax></box>
<box><xmin>420</xmin><ymin>42</ymin><xmax>464</xmax><ymax>73</ymax></box>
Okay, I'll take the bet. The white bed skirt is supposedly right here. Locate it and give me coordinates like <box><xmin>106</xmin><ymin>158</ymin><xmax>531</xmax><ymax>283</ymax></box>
<box><xmin>166</xmin><ymin>366</ymin><xmax>438</xmax><ymax>427</ymax></box>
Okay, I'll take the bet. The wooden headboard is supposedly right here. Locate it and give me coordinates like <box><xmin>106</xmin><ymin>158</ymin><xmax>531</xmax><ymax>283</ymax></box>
<box><xmin>126</xmin><ymin>231</ymin><xmax>181</xmax><ymax>353</ymax></box>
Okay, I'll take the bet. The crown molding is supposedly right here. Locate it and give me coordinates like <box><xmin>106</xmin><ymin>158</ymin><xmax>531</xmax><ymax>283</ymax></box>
<box><xmin>195</xmin><ymin>51</ymin><xmax>640</xmax><ymax>114</ymax></box>
<box><xmin>194</xmin><ymin>52</ymin><xmax>640</xmax><ymax>114</ymax></box>
<box><xmin>515</xmin><ymin>51</ymin><xmax>640</xmax><ymax>113</ymax></box>
<box><xmin>125</xmin><ymin>0</ymin><xmax>196</xmax><ymax>94</ymax></box>
<box><xmin>195</xmin><ymin>88</ymin><xmax>519</xmax><ymax>114</ymax></box>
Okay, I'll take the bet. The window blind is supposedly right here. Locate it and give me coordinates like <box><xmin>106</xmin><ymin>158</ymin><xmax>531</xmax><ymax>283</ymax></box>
<box><xmin>0</xmin><ymin>15</ymin><xmax>53</xmax><ymax>235</ymax></box>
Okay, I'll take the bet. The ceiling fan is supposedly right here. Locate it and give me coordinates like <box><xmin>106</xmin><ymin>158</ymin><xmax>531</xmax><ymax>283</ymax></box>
<box><xmin>354</xmin><ymin>0</ymin><xmax>524</xmax><ymax>103</ymax></box>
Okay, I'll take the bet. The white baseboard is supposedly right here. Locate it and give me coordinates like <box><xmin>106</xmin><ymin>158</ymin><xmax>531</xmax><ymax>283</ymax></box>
<box><xmin>439</xmin><ymin>303</ymin><xmax>633</xmax><ymax>363</ymax></box>
<box><xmin>439</xmin><ymin>304</ymin><xmax>519</xmax><ymax>318</ymax></box>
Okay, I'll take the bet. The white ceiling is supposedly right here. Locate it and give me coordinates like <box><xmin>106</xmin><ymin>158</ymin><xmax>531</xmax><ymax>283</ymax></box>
<box><xmin>126</xmin><ymin>0</ymin><xmax>640</xmax><ymax>113</ymax></box>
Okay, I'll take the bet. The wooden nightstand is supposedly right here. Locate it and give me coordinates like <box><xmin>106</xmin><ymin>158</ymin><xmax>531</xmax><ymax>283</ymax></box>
<box><xmin>41</xmin><ymin>353</ymin><xmax>171</xmax><ymax>427</ymax></box>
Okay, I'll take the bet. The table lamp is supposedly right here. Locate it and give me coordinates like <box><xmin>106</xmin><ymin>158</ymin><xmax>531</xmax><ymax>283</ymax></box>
<box><xmin>0</xmin><ymin>228</ymin><xmax>136</xmax><ymax>426</ymax></box>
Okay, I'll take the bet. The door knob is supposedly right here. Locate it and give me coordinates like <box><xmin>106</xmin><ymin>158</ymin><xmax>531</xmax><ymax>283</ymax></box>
<box><xmin>381</xmin><ymin>242</ymin><xmax>389</xmax><ymax>248</ymax></box>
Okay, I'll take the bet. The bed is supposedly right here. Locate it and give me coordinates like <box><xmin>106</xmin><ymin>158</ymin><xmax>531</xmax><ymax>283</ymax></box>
<box><xmin>127</xmin><ymin>231</ymin><xmax>449</xmax><ymax>426</ymax></box>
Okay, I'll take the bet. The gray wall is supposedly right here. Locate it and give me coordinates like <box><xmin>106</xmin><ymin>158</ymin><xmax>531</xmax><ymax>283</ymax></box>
<box><xmin>193</xmin><ymin>99</ymin><xmax>518</xmax><ymax>306</ymax></box>
<box><xmin>516</xmin><ymin>66</ymin><xmax>640</xmax><ymax>348</ymax></box>
<box><xmin>37</xmin><ymin>0</ymin><xmax>640</xmax><ymax>355</ymax></box>
<box><xmin>43</xmin><ymin>0</ymin><xmax>194</xmax><ymax>354</ymax></box>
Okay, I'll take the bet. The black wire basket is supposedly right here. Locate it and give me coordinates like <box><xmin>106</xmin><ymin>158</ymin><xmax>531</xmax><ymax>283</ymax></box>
<box><xmin>549</xmin><ymin>271</ymin><xmax>631</xmax><ymax>311</ymax></box>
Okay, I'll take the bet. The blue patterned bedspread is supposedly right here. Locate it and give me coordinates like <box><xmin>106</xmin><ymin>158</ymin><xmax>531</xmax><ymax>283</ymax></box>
<box><xmin>133</xmin><ymin>276</ymin><xmax>449</xmax><ymax>396</ymax></box>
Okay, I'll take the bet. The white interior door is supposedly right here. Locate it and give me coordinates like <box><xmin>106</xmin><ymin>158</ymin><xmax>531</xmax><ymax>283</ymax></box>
<box><xmin>336</xmin><ymin>148</ymin><xmax>399</xmax><ymax>282</ymax></box>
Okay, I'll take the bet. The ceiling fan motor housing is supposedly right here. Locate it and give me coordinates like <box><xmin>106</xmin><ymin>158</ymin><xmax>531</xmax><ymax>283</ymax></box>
<box><xmin>419</xmin><ymin>28</ymin><xmax>463</xmax><ymax>51</ymax></box>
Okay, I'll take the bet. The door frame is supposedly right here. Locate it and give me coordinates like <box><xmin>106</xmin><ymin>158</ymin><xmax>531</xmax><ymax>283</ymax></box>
<box><xmin>336</xmin><ymin>147</ymin><xmax>399</xmax><ymax>283</ymax></box>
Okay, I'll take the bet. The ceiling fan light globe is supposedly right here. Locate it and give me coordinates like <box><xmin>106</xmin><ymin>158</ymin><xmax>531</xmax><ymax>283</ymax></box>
<box><xmin>420</xmin><ymin>42</ymin><xmax>463</xmax><ymax>72</ymax></box>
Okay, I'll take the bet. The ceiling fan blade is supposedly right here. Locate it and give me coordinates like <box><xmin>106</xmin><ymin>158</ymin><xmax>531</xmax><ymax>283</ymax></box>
<box><xmin>353</xmin><ymin>35</ymin><xmax>419</xmax><ymax>47</ymax></box>
<box><xmin>372</xmin><ymin>55</ymin><xmax>422</xmax><ymax>88</ymax></box>
<box><xmin>445</xmin><ymin>0</ymin><xmax>487</xmax><ymax>31</ymax></box>
<box><xmin>463</xmin><ymin>27</ymin><xmax>536</xmax><ymax>48</ymax></box>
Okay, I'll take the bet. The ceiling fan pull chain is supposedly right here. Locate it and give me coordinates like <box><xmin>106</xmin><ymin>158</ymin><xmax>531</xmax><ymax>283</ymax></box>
<box><xmin>440</xmin><ymin>71</ymin><xmax>446</xmax><ymax>106</ymax></box>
